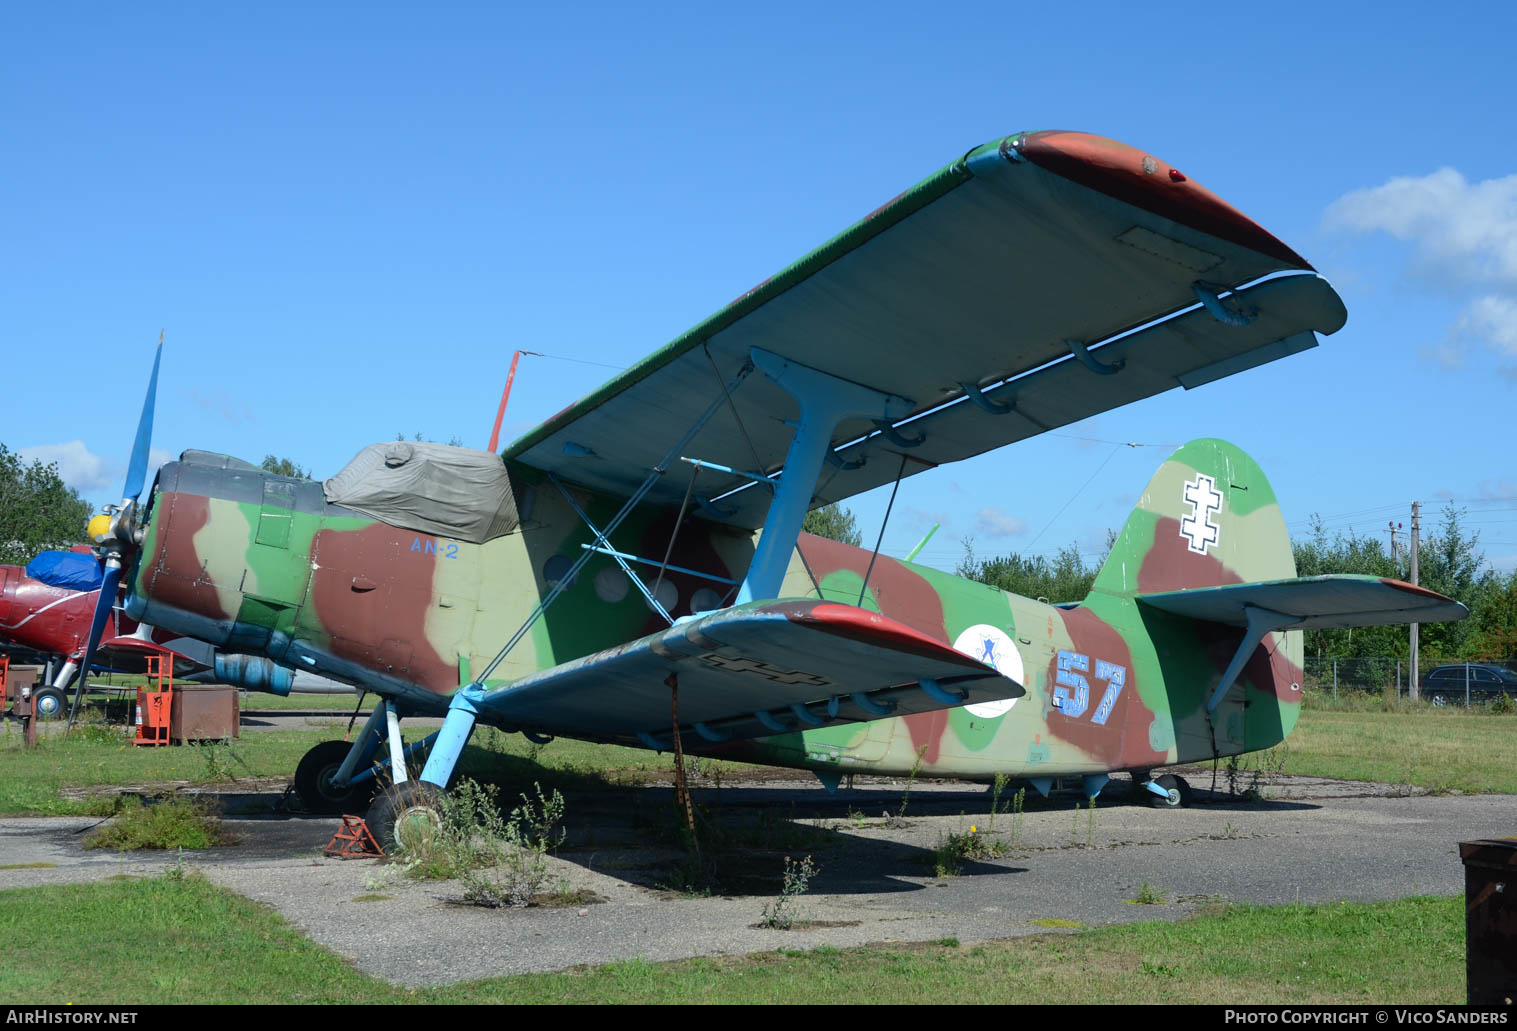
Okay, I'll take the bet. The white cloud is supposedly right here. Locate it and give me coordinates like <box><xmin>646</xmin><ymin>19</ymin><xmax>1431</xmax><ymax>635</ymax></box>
<box><xmin>973</xmin><ymin>507</ymin><xmax>1027</xmax><ymax>538</ymax></box>
<box><xmin>1327</xmin><ymin>168</ymin><xmax>1517</xmax><ymax>369</ymax></box>
<box><xmin>1455</xmin><ymin>295</ymin><xmax>1517</xmax><ymax>357</ymax></box>
<box><xmin>1325</xmin><ymin>168</ymin><xmax>1517</xmax><ymax>284</ymax></box>
<box><xmin>17</xmin><ymin>441</ymin><xmax>112</xmax><ymax>492</ymax></box>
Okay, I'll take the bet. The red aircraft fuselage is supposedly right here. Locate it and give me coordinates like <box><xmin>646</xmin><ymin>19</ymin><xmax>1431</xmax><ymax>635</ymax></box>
<box><xmin>0</xmin><ymin>566</ymin><xmax>189</xmax><ymax>678</ymax></box>
<box><xmin>0</xmin><ymin>565</ymin><xmax>111</xmax><ymax>660</ymax></box>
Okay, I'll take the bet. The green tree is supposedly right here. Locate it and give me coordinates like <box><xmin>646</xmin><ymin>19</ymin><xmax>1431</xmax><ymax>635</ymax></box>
<box><xmin>1292</xmin><ymin>517</ymin><xmax>1404</xmax><ymax>662</ymax></box>
<box><xmin>956</xmin><ymin>537</ymin><xmax>1100</xmax><ymax>603</ymax></box>
<box><xmin>1291</xmin><ymin>507</ymin><xmax>1500</xmax><ymax>663</ymax></box>
<box><xmin>395</xmin><ymin>432</ymin><xmax>465</xmax><ymax>447</ymax></box>
<box><xmin>1468</xmin><ymin>569</ymin><xmax>1517</xmax><ymax>664</ymax></box>
<box><xmin>0</xmin><ymin>443</ymin><xmax>92</xmax><ymax>566</ymax></box>
<box><xmin>1416</xmin><ymin>506</ymin><xmax>1497</xmax><ymax>660</ymax></box>
<box><xmin>259</xmin><ymin>455</ymin><xmax>311</xmax><ymax>480</ymax></box>
<box><xmin>802</xmin><ymin>503</ymin><xmax>862</xmax><ymax>547</ymax></box>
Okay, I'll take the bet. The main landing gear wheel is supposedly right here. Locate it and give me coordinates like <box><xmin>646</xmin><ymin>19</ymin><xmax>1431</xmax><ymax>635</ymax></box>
<box><xmin>294</xmin><ymin>740</ymin><xmax>378</xmax><ymax>814</ymax></box>
<box><xmin>367</xmin><ymin>782</ymin><xmax>444</xmax><ymax>853</ymax></box>
<box><xmin>30</xmin><ymin>688</ymin><xmax>65</xmax><ymax>721</ymax></box>
<box><xmin>1146</xmin><ymin>773</ymin><xmax>1194</xmax><ymax>809</ymax></box>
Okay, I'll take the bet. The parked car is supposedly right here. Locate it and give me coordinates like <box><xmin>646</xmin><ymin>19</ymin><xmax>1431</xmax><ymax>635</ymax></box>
<box><xmin>1419</xmin><ymin>664</ymin><xmax>1517</xmax><ymax>706</ymax></box>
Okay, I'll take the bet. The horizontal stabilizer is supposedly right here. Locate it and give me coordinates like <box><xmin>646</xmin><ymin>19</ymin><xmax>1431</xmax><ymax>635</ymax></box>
<box><xmin>1136</xmin><ymin>575</ymin><xmax>1468</xmax><ymax>630</ymax></box>
<box><xmin>476</xmin><ymin>600</ymin><xmax>1022</xmax><ymax>746</ymax></box>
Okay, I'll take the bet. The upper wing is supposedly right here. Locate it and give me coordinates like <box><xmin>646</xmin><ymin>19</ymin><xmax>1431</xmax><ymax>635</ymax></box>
<box><xmin>473</xmin><ymin>599</ymin><xmax>1022</xmax><ymax>746</ymax></box>
<box><xmin>1135</xmin><ymin>575</ymin><xmax>1468</xmax><ymax>630</ymax></box>
<box><xmin>506</xmin><ymin>130</ymin><xmax>1346</xmax><ymax>526</ymax></box>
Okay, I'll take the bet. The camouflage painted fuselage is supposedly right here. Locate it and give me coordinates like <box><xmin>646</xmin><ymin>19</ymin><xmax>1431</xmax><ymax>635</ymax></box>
<box><xmin>126</xmin><ymin>439</ymin><xmax>1301</xmax><ymax>781</ymax></box>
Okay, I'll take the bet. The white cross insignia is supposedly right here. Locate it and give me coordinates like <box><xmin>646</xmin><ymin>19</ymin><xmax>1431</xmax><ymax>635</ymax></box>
<box><xmin>1180</xmin><ymin>473</ymin><xmax>1222</xmax><ymax>555</ymax></box>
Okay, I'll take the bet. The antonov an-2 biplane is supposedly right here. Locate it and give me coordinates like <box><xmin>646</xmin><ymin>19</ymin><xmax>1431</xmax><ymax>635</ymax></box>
<box><xmin>75</xmin><ymin>130</ymin><xmax>1466</xmax><ymax>843</ymax></box>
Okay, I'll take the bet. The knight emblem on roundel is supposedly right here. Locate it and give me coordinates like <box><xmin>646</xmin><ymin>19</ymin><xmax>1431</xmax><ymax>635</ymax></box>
<box><xmin>952</xmin><ymin>624</ymin><xmax>1024</xmax><ymax>719</ymax></box>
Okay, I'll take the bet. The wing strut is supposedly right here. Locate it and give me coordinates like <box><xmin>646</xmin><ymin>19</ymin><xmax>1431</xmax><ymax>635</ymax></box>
<box><xmin>415</xmin><ymin>361</ymin><xmax>758</xmax><ymax>791</ymax></box>
<box><xmin>1206</xmin><ymin>605</ymin><xmax>1292</xmax><ymax>713</ymax></box>
<box><xmin>733</xmin><ymin>348</ymin><xmax>912</xmax><ymax>604</ymax></box>
<box><xmin>474</xmin><ymin>359</ymin><xmax>756</xmax><ymax>689</ymax></box>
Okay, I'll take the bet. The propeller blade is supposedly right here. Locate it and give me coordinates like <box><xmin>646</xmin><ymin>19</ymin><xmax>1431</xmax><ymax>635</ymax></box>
<box><xmin>65</xmin><ymin>562</ymin><xmax>123</xmax><ymax>727</ymax></box>
<box><xmin>122</xmin><ymin>339</ymin><xmax>163</xmax><ymax>502</ymax></box>
<box><xmin>68</xmin><ymin>336</ymin><xmax>164</xmax><ymax>726</ymax></box>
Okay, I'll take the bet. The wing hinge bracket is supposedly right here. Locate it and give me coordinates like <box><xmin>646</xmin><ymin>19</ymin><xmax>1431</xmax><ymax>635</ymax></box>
<box><xmin>961</xmin><ymin>380</ymin><xmax>1016</xmax><ymax>414</ymax></box>
<box><xmin>1193</xmin><ymin>282</ymin><xmax>1259</xmax><ymax>328</ymax></box>
<box><xmin>1065</xmin><ymin>338</ymin><xmax>1125</xmax><ymax>375</ymax></box>
<box><xmin>872</xmin><ymin>419</ymin><xmax>925</xmax><ymax>448</ymax></box>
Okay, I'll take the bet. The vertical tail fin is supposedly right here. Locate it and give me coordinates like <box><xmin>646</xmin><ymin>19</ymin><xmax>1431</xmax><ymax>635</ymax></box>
<box><xmin>1091</xmin><ymin>438</ymin><xmax>1296</xmax><ymax>599</ymax></box>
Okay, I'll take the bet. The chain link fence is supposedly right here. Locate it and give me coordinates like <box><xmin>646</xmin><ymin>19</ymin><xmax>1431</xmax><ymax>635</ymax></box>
<box><xmin>1302</xmin><ymin>657</ymin><xmax>1517</xmax><ymax>707</ymax></box>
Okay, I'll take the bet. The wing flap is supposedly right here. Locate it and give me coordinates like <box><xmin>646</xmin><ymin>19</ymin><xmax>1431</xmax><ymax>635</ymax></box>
<box><xmin>1135</xmin><ymin>575</ymin><xmax>1468</xmax><ymax>630</ymax></box>
<box><xmin>476</xmin><ymin>600</ymin><xmax>1022</xmax><ymax>744</ymax></box>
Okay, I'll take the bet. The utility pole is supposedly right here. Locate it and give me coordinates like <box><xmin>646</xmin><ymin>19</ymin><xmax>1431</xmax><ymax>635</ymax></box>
<box><xmin>1409</xmin><ymin>501</ymin><xmax>1420</xmax><ymax>701</ymax></box>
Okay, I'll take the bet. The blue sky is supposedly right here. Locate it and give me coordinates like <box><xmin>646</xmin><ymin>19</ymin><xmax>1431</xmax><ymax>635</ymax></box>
<box><xmin>4</xmin><ymin>2</ymin><xmax>1515</xmax><ymax>574</ymax></box>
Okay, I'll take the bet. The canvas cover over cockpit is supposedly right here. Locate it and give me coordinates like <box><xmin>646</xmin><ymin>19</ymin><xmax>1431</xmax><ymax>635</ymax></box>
<box><xmin>323</xmin><ymin>442</ymin><xmax>523</xmax><ymax>544</ymax></box>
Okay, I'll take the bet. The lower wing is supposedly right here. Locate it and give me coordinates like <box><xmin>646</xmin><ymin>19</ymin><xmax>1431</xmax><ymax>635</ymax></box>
<box><xmin>474</xmin><ymin>599</ymin><xmax>1023</xmax><ymax>747</ymax></box>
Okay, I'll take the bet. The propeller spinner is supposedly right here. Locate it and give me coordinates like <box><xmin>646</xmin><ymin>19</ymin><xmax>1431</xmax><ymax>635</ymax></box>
<box><xmin>66</xmin><ymin>338</ymin><xmax>163</xmax><ymax>726</ymax></box>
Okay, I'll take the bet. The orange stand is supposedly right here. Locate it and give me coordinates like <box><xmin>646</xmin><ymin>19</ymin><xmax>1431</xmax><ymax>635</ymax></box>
<box><xmin>134</xmin><ymin>654</ymin><xmax>174</xmax><ymax>746</ymax></box>
<box><xmin>324</xmin><ymin>816</ymin><xmax>385</xmax><ymax>858</ymax></box>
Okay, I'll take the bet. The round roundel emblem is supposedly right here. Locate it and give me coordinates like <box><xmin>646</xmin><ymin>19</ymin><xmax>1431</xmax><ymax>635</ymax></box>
<box><xmin>952</xmin><ymin>624</ymin><xmax>1023</xmax><ymax>719</ymax></box>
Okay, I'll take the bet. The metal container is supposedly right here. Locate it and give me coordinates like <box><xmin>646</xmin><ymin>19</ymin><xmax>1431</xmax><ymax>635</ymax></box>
<box><xmin>1460</xmin><ymin>837</ymin><xmax>1517</xmax><ymax>1006</ymax></box>
<box><xmin>3</xmin><ymin>665</ymin><xmax>40</xmax><ymax>708</ymax></box>
<box><xmin>170</xmin><ymin>685</ymin><xmax>241</xmax><ymax>742</ymax></box>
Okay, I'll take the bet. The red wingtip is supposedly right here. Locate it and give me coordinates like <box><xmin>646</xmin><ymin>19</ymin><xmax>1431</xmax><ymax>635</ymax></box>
<box><xmin>1019</xmin><ymin>131</ymin><xmax>1314</xmax><ymax>271</ymax></box>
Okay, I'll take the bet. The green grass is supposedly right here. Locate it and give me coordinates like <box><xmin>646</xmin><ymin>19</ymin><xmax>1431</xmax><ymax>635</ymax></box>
<box><xmin>66</xmin><ymin>683</ymin><xmax>362</xmax><ymax>712</ymax></box>
<box><xmin>0</xmin><ymin>725</ymin><xmax>338</xmax><ymax>815</ymax></box>
<box><xmin>0</xmin><ymin>877</ymin><xmax>1465</xmax><ymax>1004</ymax></box>
<box><xmin>235</xmin><ymin>691</ymin><xmax>364</xmax><ymax>711</ymax></box>
<box><xmin>1286</xmin><ymin>708</ymin><xmax>1517</xmax><ymax>793</ymax></box>
<box><xmin>83</xmin><ymin>796</ymin><xmax>230</xmax><ymax>850</ymax></box>
<box><xmin>0</xmin><ymin>720</ymin><xmax>766</xmax><ymax>816</ymax></box>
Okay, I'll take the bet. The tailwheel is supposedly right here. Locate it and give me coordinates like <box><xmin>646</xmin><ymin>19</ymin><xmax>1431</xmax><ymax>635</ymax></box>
<box><xmin>1146</xmin><ymin>773</ymin><xmax>1193</xmax><ymax>809</ymax></box>
<box><xmin>367</xmin><ymin>781</ymin><xmax>445</xmax><ymax>854</ymax></box>
<box><xmin>294</xmin><ymin>740</ymin><xmax>378</xmax><ymax>814</ymax></box>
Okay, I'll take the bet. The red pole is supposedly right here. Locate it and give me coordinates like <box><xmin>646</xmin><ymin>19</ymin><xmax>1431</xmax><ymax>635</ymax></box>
<box><xmin>487</xmin><ymin>350</ymin><xmax>536</xmax><ymax>452</ymax></box>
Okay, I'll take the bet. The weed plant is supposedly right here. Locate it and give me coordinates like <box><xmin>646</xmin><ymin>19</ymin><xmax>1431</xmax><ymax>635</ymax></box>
<box><xmin>759</xmin><ymin>854</ymin><xmax>817</xmax><ymax>929</ymax></box>
<box><xmin>932</xmin><ymin>820</ymin><xmax>1009</xmax><ymax>876</ymax></box>
<box><xmin>885</xmin><ymin>745</ymin><xmax>929</xmax><ymax>828</ymax></box>
<box><xmin>392</xmin><ymin>779</ymin><xmax>567</xmax><ymax>908</ymax></box>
